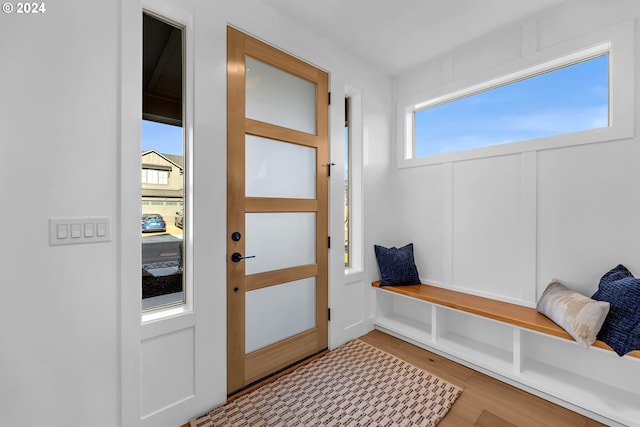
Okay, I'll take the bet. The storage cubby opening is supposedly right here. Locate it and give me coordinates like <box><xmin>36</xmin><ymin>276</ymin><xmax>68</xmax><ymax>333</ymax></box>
<box><xmin>375</xmin><ymin>290</ymin><xmax>432</xmax><ymax>323</ymax></box>
<box><xmin>434</xmin><ymin>308</ymin><xmax>513</xmax><ymax>372</ymax></box>
<box><xmin>519</xmin><ymin>357</ymin><xmax>640</xmax><ymax>426</ymax></box>
<box><xmin>436</xmin><ymin>308</ymin><xmax>513</xmax><ymax>351</ymax></box>
<box><xmin>521</xmin><ymin>330</ymin><xmax>640</xmax><ymax>394</ymax></box>
<box><xmin>374</xmin><ymin>290</ymin><xmax>432</xmax><ymax>343</ymax></box>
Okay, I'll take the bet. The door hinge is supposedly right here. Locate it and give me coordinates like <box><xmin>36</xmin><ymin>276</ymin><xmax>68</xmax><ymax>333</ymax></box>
<box><xmin>326</xmin><ymin>162</ymin><xmax>335</xmax><ymax>177</ymax></box>
<box><xmin>328</xmin><ymin>92</ymin><xmax>331</xmax><ymax>105</ymax></box>
<box><xmin>328</xmin><ymin>308</ymin><xmax>331</xmax><ymax>321</ymax></box>
<box><xmin>328</xmin><ymin>236</ymin><xmax>331</xmax><ymax>248</ymax></box>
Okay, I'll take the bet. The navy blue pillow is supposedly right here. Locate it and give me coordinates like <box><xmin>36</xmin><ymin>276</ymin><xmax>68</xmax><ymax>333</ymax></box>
<box><xmin>374</xmin><ymin>243</ymin><xmax>420</xmax><ymax>286</ymax></box>
<box><xmin>598</xmin><ymin>264</ymin><xmax>634</xmax><ymax>288</ymax></box>
<box><xmin>591</xmin><ymin>264</ymin><xmax>640</xmax><ymax>356</ymax></box>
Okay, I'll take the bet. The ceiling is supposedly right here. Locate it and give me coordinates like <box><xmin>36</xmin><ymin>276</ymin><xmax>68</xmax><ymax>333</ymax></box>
<box><xmin>143</xmin><ymin>13</ymin><xmax>183</xmax><ymax>126</ymax></box>
<box><xmin>263</xmin><ymin>0</ymin><xmax>569</xmax><ymax>76</ymax></box>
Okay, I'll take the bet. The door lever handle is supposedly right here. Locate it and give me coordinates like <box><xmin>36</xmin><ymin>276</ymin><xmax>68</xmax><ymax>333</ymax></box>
<box><xmin>231</xmin><ymin>252</ymin><xmax>256</xmax><ymax>263</ymax></box>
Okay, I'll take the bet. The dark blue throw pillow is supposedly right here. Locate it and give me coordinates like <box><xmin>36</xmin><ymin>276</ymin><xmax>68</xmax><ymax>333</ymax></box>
<box><xmin>598</xmin><ymin>264</ymin><xmax>634</xmax><ymax>288</ymax></box>
<box><xmin>591</xmin><ymin>264</ymin><xmax>640</xmax><ymax>356</ymax></box>
<box><xmin>374</xmin><ymin>243</ymin><xmax>420</xmax><ymax>286</ymax></box>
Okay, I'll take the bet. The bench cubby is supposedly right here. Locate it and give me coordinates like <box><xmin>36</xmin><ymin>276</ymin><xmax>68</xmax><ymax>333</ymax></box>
<box><xmin>434</xmin><ymin>308</ymin><xmax>514</xmax><ymax>374</ymax></box>
<box><xmin>375</xmin><ymin>290</ymin><xmax>432</xmax><ymax>343</ymax></box>
<box><xmin>372</xmin><ymin>281</ymin><xmax>640</xmax><ymax>427</ymax></box>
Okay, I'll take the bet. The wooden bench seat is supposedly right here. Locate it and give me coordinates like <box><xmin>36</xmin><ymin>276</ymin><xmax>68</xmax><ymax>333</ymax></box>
<box><xmin>372</xmin><ymin>281</ymin><xmax>640</xmax><ymax>358</ymax></box>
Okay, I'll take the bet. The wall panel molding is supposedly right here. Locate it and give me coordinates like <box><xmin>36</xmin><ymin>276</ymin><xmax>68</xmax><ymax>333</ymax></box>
<box><xmin>519</xmin><ymin>151</ymin><xmax>537</xmax><ymax>304</ymax></box>
<box><xmin>441</xmin><ymin>162</ymin><xmax>454</xmax><ymax>285</ymax></box>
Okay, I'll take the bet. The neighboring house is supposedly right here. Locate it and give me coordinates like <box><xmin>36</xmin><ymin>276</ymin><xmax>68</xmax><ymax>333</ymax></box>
<box><xmin>141</xmin><ymin>149</ymin><xmax>184</xmax><ymax>222</ymax></box>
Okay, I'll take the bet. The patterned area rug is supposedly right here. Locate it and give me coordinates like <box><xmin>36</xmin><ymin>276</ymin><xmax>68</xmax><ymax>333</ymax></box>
<box><xmin>191</xmin><ymin>339</ymin><xmax>462</xmax><ymax>426</ymax></box>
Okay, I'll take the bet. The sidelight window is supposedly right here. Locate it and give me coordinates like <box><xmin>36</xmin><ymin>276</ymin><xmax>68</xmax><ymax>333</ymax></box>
<box><xmin>344</xmin><ymin>97</ymin><xmax>351</xmax><ymax>267</ymax></box>
<box><xmin>141</xmin><ymin>12</ymin><xmax>186</xmax><ymax>311</ymax></box>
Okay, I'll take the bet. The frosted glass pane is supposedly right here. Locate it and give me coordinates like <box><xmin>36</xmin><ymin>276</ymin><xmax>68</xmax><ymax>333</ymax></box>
<box><xmin>245</xmin><ymin>278</ymin><xmax>316</xmax><ymax>353</ymax></box>
<box><xmin>245</xmin><ymin>213</ymin><xmax>315</xmax><ymax>275</ymax></box>
<box><xmin>246</xmin><ymin>56</ymin><xmax>316</xmax><ymax>134</ymax></box>
<box><xmin>246</xmin><ymin>135</ymin><xmax>316</xmax><ymax>198</ymax></box>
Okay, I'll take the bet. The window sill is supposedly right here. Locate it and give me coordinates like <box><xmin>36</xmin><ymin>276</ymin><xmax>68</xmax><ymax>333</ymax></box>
<box><xmin>141</xmin><ymin>306</ymin><xmax>195</xmax><ymax>339</ymax></box>
<box><xmin>344</xmin><ymin>268</ymin><xmax>363</xmax><ymax>284</ymax></box>
<box><xmin>142</xmin><ymin>303</ymin><xmax>191</xmax><ymax>325</ymax></box>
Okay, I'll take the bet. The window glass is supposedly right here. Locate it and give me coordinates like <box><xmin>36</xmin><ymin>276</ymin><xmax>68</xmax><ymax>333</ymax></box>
<box><xmin>141</xmin><ymin>13</ymin><xmax>185</xmax><ymax>311</ymax></box>
<box><xmin>245</xmin><ymin>56</ymin><xmax>317</xmax><ymax>134</ymax></box>
<box><xmin>141</xmin><ymin>168</ymin><xmax>170</xmax><ymax>184</ymax></box>
<box><xmin>344</xmin><ymin>97</ymin><xmax>351</xmax><ymax>267</ymax></box>
<box><xmin>413</xmin><ymin>54</ymin><xmax>609</xmax><ymax>158</ymax></box>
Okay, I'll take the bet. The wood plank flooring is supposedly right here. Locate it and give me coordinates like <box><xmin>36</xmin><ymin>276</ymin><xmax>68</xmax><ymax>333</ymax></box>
<box><xmin>359</xmin><ymin>329</ymin><xmax>606</xmax><ymax>427</ymax></box>
<box><xmin>184</xmin><ymin>329</ymin><xmax>607</xmax><ymax>427</ymax></box>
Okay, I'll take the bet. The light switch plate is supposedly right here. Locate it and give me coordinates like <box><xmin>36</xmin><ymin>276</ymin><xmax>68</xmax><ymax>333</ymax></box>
<box><xmin>49</xmin><ymin>217</ymin><xmax>112</xmax><ymax>246</ymax></box>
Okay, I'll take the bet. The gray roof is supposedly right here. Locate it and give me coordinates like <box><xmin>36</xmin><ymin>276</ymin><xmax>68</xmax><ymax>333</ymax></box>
<box><xmin>141</xmin><ymin>149</ymin><xmax>184</xmax><ymax>170</ymax></box>
<box><xmin>161</xmin><ymin>153</ymin><xmax>184</xmax><ymax>169</ymax></box>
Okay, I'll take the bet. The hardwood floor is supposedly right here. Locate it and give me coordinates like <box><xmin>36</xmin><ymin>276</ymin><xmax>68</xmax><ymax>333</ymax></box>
<box><xmin>359</xmin><ymin>330</ymin><xmax>606</xmax><ymax>427</ymax></box>
<box><xmin>185</xmin><ymin>330</ymin><xmax>607</xmax><ymax>427</ymax></box>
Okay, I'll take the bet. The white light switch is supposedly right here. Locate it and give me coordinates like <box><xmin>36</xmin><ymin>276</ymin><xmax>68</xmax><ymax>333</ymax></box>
<box><xmin>56</xmin><ymin>224</ymin><xmax>68</xmax><ymax>239</ymax></box>
<box><xmin>84</xmin><ymin>223</ymin><xmax>94</xmax><ymax>238</ymax></box>
<box><xmin>70</xmin><ymin>223</ymin><xmax>82</xmax><ymax>238</ymax></box>
<box><xmin>50</xmin><ymin>217</ymin><xmax>111</xmax><ymax>246</ymax></box>
<box><xmin>96</xmin><ymin>222</ymin><xmax>107</xmax><ymax>237</ymax></box>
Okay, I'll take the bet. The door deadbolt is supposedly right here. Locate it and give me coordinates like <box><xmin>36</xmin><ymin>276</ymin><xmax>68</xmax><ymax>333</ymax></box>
<box><xmin>231</xmin><ymin>231</ymin><xmax>242</xmax><ymax>241</ymax></box>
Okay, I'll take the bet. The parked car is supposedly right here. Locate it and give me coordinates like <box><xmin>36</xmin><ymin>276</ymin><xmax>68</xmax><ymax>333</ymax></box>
<box><xmin>142</xmin><ymin>213</ymin><xmax>166</xmax><ymax>232</ymax></box>
<box><xmin>175</xmin><ymin>208</ymin><xmax>183</xmax><ymax>228</ymax></box>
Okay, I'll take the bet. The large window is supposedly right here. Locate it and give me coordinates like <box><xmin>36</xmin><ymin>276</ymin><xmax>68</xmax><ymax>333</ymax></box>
<box><xmin>141</xmin><ymin>12</ymin><xmax>186</xmax><ymax>311</ymax></box>
<box><xmin>398</xmin><ymin>23</ymin><xmax>636</xmax><ymax>168</ymax></box>
<box><xmin>411</xmin><ymin>53</ymin><xmax>608</xmax><ymax>159</ymax></box>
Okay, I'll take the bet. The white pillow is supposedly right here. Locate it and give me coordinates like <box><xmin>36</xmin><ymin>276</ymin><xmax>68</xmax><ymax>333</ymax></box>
<box><xmin>537</xmin><ymin>280</ymin><xmax>610</xmax><ymax>348</ymax></box>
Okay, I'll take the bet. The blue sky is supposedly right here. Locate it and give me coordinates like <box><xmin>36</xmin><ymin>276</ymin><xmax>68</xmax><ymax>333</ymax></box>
<box><xmin>415</xmin><ymin>54</ymin><xmax>609</xmax><ymax>157</ymax></box>
<box><xmin>142</xmin><ymin>120</ymin><xmax>184</xmax><ymax>155</ymax></box>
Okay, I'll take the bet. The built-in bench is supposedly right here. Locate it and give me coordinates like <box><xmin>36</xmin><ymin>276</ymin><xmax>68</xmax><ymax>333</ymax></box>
<box><xmin>371</xmin><ymin>281</ymin><xmax>640</xmax><ymax>427</ymax></box>
<box><xmin>372</xmin><ymin>281</ymin><xmax>640</xmax><ymax>358</ymax></box>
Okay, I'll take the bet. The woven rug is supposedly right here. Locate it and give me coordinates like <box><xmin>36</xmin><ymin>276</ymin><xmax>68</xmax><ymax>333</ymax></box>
<box><xmin>191</xmin><ymin>339</ymin><xmax>462</xmax><ymax>426</ymax></box>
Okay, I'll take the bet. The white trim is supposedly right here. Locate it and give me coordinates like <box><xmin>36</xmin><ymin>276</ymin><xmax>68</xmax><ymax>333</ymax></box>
<box><xmin>396</xmin><ymin>19</ymin><xmax>634</xmax><ymax>168</ymax></box>
<box><xmin>441</xmin><ymin>162</ymin><xmax>453</xmax><ymax>286</ymax></box>
<box><xmin>518</xmin><ymin>151</ymin><xmax>537</xmax><ymax>304</ymax></box>
<box><xmin>119</xmin><ymin>0</ymin><xmax>142</xmax><ymax>424</ymax></box>
<box><xmin>413</xmin><ymin>43</ymin><xmax>610</xmax><ymax>112</ymax></box>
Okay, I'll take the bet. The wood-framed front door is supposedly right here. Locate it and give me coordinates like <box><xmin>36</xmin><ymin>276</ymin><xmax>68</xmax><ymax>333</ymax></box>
<box><xmin>226</xmin><ymin>26</ymin><xmax>329</xmax><ymax>394</ymax></box>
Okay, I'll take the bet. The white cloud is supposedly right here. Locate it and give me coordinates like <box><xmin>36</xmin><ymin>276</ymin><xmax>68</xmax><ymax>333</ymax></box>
<box><xmin>417</xmin><ymin>105</ymin><xmax>608</xmax><ymax>156</ymax></box>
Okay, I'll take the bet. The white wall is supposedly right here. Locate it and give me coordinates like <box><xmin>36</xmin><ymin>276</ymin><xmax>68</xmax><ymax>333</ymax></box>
<box><xmin>0</xmin><ymin>0</ymin><xmax>391</xmax><ymax>426</ymax></box>
<box><xmin>0</xmin><ymin>2</ymin><xmax>120</xmax><ymax>426</ymax></box>
<box><xmin>389</xmin><ymin>0</ymin><xmax>640</xmax><ymax>306</ymax></box>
